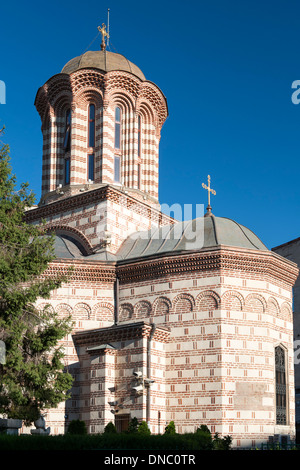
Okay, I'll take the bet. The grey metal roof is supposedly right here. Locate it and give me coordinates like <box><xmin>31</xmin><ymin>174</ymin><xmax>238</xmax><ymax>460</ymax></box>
<box><xmin>51</xmin><ymin>215</ymin><xmax>268</xmax><ymax>263</ymax></box>
<box><xmin>52</xmin><ymin>235</ymin><xmax>117</xmax><ymax>261</ymax></box>
<box><xmin>53</xmin><ymin>234</ymin><xmax>85</xmax><ymax>259</ymax></box>
<box><xmin>61</xmin><ymin>50</ymin><xmax>146</xmax><ymax>81</ymax></box>
<box><xmin>116</xmin><ymin>214</ymin><xmax>268</xmax><ymax>261</ymax></box>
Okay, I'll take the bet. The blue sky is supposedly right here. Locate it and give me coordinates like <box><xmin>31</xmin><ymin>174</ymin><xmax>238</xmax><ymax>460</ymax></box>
<box><xmin>1</xmin><ymin>0</ymin><xmax>300</xmax><ymax>249</ymax></box>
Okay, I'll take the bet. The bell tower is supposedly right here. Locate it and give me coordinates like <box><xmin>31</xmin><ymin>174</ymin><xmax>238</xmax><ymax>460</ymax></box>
<box><xmin>30</xmin><ymin>29</ymin><xmax>171</xmax><ymax>254</ymax></box>
<box><xmin>34</xmin><ymin>28</ymin><xmax>168</xmax><ymax>207</ymax></box>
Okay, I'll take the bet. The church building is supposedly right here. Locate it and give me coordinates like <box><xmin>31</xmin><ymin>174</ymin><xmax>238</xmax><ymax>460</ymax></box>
<box><xmin>24</xmin><ymin>25</ymin><xmax>299</xmax><ymax>449</ymax></box>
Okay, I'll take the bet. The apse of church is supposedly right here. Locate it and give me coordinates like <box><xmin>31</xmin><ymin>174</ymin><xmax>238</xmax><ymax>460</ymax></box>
<box><xmin>24</xmin><ymin>25</ymin><xmax>299</xmax><ymax>449</ymax></box>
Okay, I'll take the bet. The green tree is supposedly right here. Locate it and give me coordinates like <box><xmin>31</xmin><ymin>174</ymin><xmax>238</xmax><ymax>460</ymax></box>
<box><xmin>0</xmin><ymin>129</ymin><xmax>73</xmax><ymax>425</ymax></box>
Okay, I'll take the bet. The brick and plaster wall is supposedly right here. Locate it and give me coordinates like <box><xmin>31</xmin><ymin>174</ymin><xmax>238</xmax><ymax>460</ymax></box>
<box><xmin>28</xmin><ymin>246</ymin><xmax>298</xmax><ymax>447</ymax></box>
<box><xmin>24</xmin><ymin>259</ymin><xmax>116</xmax><ymax>435</ymax></box>
<box><xmin>25</xmin><ymin>185</ymin><xmax>175</xmax><ymax>254</ymax></box>
<box><xmin>114</xmin><ymin>247</ymin><xmax>298</xmax><ymax>448</ymax></box>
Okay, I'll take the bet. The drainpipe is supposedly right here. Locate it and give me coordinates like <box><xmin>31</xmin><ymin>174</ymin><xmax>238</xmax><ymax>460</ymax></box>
<box><xmin>146</xmin><ymin>323</ymin><xmax>156</xmax><ymax>429</ymax></box>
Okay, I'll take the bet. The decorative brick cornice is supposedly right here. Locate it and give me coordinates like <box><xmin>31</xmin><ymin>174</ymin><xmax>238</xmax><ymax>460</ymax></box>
<box><xmin>73</xmin><ymin>321</ymin><xmax>170</xmax><ymax>347</ymax></box>
<box><xmin>24</xmin><ymin>184</ymin><xmax>174</xmax><ymax>228</ymax></box>
<box><xmin>40</xmin><ymin>244</ymin><xmax>298</xmax><ymax>287</ymax></box>
<box><xmin>116</xmin><ymin>246</ymin><xmax>299</xmax><ymax>286</ymax></box>
<box><xmin>44</xmin><ymin>259</ymin><xmax>117</xmax><ymax>283</ymax></box>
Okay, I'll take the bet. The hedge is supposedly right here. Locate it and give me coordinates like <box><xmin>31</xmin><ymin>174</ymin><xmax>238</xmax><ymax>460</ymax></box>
<box><xmin>0</xmin><ymin>430</ymin><xmax>221</xmax><ymax>451</ymax></box>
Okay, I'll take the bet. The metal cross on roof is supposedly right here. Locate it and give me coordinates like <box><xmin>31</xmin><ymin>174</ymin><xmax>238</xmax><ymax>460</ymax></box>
<box><xmin>202</xmin><ymin>175</ymin><xmax>216</xmax><ymax>216</ymax></box>
<box><xmin>98</xmin><ymin>23</ymin><xmax>110</xmax><ymax>51</ymax></box>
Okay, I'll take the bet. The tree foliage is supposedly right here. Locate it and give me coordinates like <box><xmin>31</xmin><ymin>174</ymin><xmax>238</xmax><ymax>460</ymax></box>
<box><xmin>67</xmin><ymin>419</ymin><xmax>87</xmax><ymax>435</ymax></box>
<box><xmin>164</xmin><ymin>420</ymin><xmax>176</xmax><ymax>434</ymax></box>
<box><xmin>104</xmin><ymin>422</ymin><xmax>117</xmax><ymax>434</ymax></box>
<box><xmin>127</xmin><ymin>417</ymin><xmax>139</xmax><ymax>433</ymax></box>
<box><xmin>137</xmin><ymin>421</ymin><xmax>151</xmax><ymax>435</ymax></box>
<box><xmin>0</xmin><ymin>129</ymin><xmax>73</xmax><ymax>425</ymax></box>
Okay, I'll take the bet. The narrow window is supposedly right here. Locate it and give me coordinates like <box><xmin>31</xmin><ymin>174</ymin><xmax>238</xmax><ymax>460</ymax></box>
<box><xmin>63</xmin><ymin>108</ymin><xmax>71</xmax><ymax>152</ymax></box>
<box><xmin>115</xmin><ymin>106</ymin><xmax>121</xmax><ymax>149</ymax></box>
<box><xmin>88</xmin><ymin>154</ymin><xmax>95</xmax><ymax>182</ymax></box>
<box><xmin>137</xmin><ymin>114</ymin><xmax>141</xmax><ymax>157</ymax></box>
<box><xmin>114</xmin><ymin>155</ymin><xmax>120</xmax><ymax>183</ymax></box>
<box><xmin>275</xmin><ymin>346</ymin><xmax>287</xmax><ymax>425</ymax></box>
<box><xmin>88</xmin><ymin>104</ymin><xmax>95</xmax><ymax>148</ymax></box>
<box><xmin>137</xmin><ymin>162</ymin><xmax>141</xmax><ymax>190</ymax></box>
<box><xmin>64</xmin><ymin>158</ymin><xmax>70</xmax><ymax>185</ymax></box>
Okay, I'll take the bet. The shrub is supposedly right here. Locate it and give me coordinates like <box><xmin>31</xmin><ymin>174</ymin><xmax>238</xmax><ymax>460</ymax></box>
<box><xmin>127</xmin><ymin>417</ymin><xmax>139</xmax><ymax>433</ymax></box>
<box><xmin>164</xmin><ymin>421</ymin><xmax>176</xmax><ymax>434</ymax></box>
<box><xmin>196</xmin><ymin>424</ymin><xmax>211</xmax><ymax>435</ymax></box>
<box><xmin>0</xmin><ymin>431</ymin><xmax>217</xmax><ymax>451</ymax></box>
<box><xmin>67</xmin><ymin>419</ymin><xmax>87</xmax><ymax>435</ymax></box>
<box><xmin>137</xmin><ymin>421</ymin><xmax>151</xmax><ymax>435</ymax></box>
<box><xmin>212</xmin><ymin>432</ymin><xmax>232</xmax><ymax>450</ymax></box>
<box><xmin>104</xmin><ymin>421</ymin><xmax>117</xmax><ymax>434</ymax></box>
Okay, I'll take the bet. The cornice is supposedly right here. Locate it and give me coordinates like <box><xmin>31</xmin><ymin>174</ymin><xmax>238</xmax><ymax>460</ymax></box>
<box><xmin>116</xmin><ymin>246</ymin><xmax>299</xmax><ymax>286</ymax></box>
<box><xmin>24</xmin><ymin>184</ymin><xmax>174</xmax><ymax>227</ymax></box>
<box><xmin>73</xmin><ymin>321</ymin><xmax>170</xmax><ymax>347</ymax></box>
<box><xmin>35</xmin><ymin>68</ymin><xmax>168</xmax><ymax>129</ymax></box>
<box><xmin>41</xmin><ymin>245</ymin><xmax>299</xmax><ymax>287</ymax></box>
<box><xmin>44</xmin><ymin>258</ymin><xmax>117</xmax><ymax>283</ymax></box>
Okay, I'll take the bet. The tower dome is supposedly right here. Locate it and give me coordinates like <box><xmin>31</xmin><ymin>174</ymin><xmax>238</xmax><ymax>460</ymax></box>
<box><xmin>61</xmin><ymin>50</ymin><xmax>146</xmax><ymax>81</ymax></box>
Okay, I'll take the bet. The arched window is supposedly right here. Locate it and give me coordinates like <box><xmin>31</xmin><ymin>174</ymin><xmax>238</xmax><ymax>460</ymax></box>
<box><xmin>137</xmin><ymin>115</ymin><xmax>142</xmax><ymax>189</ymax></box>
<box><xmin>87</xmin><ymin>104</ymin><xmax>95</xmax><ymax>182</ymax></box>
<box><xmin>137</xmin><ymin>114</ymin><xmax>141</xmax><ymax>158</ymax></box>
<box><xmin>63</xmin><ymin>108</ymin><xmax>71</xmax><ymax>185</ymax></box>
<box><xmin>88</xmin><ymin>104</ymin><xmax>95</xmax><ymax>148</ymax></box>
<box><xmin>63</xmin><ymin>108</ymin><xmax>71</xmax><ymax>152</ymax></box>
<box><xmin>115</xmin><ymin>106</ymin><xmax>121</xmax><ymax>149</ymax></box>
<box><xmin>275</xmin><ymin>346</ymin><xmax>287</xmax><ymax>425</ymax></box>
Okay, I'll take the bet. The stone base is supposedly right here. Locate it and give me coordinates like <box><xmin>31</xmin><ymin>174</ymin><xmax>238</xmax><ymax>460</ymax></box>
<box><xmin>0</xmin><ymin>418</ymin><xmax>22</xmax><ymax>435</ymax></box>
<box><xmin>30</xmin><ymin>428</ymin><xmax>50</xmax><ymax>436</ymax></box>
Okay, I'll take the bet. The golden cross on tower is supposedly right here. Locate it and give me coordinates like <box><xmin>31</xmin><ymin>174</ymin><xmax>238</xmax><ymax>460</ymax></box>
<box><xmin>202</xmin><ymin>175</ymin><xmax>216</xmax><ymax>216</ymax></box>
<box><xmin>98</xmin><ymin>23</ymin><xmax>109</xmax><ymax>51</ymax></box>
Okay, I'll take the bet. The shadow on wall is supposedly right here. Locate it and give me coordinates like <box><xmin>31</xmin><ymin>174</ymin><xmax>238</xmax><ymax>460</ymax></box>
<box><xmin>64</xmin><ymin>361</ymin><xmax>81</xmax><ymax>433</ymax></box>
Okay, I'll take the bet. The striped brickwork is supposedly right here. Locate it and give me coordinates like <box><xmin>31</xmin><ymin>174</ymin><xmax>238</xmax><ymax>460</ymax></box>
<box><xmin>24</xmin><ymin>247</ymin><xmax>298</xmax><ymax>448</ymax></box>
<box><xmin>35</xmin><ymin>69</ymin><xmax>168</xmax><ymax>203</ymax></box>
<box><xmin>25</xmin><ymin>185</ymin><xmax>175</xmax><ymax>254</ymax></box>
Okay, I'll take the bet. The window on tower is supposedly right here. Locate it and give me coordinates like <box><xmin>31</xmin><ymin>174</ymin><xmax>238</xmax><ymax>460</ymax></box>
<box><xmin>137</xmin><ymin>115</ymin><xmax>142</xmax><ymax>190</ymax></box>
<box><xmin>137</xmin><ymin>114</ymin><xmax>141</xmax><ymax>158</ymax></box>
<box><xmin>64</xmin><ymin>157</ymin><xmax>70</xmax><ymax>185</ymax></box>
<box><xmin>137</xmin><ymin>162</ymin><xmax>141</xmax><ymax>190</ymax></box>
<box><xmin>88</xmin><ymin>104</ymin><xmax>95</xmax><ymax>148</ymax></box>
<box><xmin>115</xmin><ymin>106</ymin><xmax>121</xmax><ymax>149</ymax></box>
<box><xmin>88</xmin><ymin>154</ymin><xmax>95</xmax><ymax>182</ymax></box>
<box><xmin>63</xmin><ymin>108</ymin><xmax>71</xmax><ymax>152</ymax></box>
<box><xmin>114</xmin><ymin>155</ymin><xmax>121</xmax><ymax>183</ymax></box>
